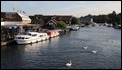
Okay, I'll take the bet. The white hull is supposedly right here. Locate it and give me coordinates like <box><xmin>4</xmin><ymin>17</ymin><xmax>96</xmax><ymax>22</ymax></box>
<box><xmin>15</xmin><ymin>39</ymin><xmax>37</xmax><ymax>44</ymax></box>
<box><xmin>71</xmin><ymin>25</ymin><xmax>79</xmax><ymax>30</ymax></box>
<box><xmin>15</xmin><ymin>32</ymin><xmax>49</xmax><ymax>44</ymax></box>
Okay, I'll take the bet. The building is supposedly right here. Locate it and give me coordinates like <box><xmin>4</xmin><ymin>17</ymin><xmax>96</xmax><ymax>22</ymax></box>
<box><xmin>43</xmin><ymin>18</ymin><xmax>58</xmax><ymax>30</ymax></box>
<box><xmin>1</xmin><ymin>12</ymin><xmax>31</xmax><ymax>41</ymax></box>
<box><xmin>29</xmin><ymin>15</ymin><xmax>72</xmax><ymax>30</ymax></box>
<box><xmin>1</xmin><ymin>12</ymin><xmax>31</xmax><ymax>25</ymax></box>
<box><xmin>80</xmin><ymin>17</ymin><xmax>93</xmax><ymax>25</ymax></box>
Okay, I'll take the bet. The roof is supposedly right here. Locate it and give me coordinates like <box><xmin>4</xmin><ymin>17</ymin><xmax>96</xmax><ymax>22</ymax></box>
<box><xmin>18</xmin><ymin>13</ymin><xmax>31</xmax><ymax>21</ymax></box>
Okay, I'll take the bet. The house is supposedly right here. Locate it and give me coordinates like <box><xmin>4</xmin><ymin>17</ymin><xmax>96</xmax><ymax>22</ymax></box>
<box><xmin>54</xmin><ymin>15</ymin><xmax>72</xmax><ymax>25</ymax></box>
<box><xmin>1</xmin><ymin>12</ymin><xmax>31</xmax><ymax>41</ymax></box>
<box><xmin>43</xmin><ymin>15</ymin><xmax>72</xmax><ymax>29</ymax></box>
<box><xmin>1</xmin><ymin>12</ymin><xmax>31</xmax><ymax>25</ymax></box>
<box><xmin>80</xmin><ymin>17</ymin><xmax>93</xmax><ymax>25</ymax></box>
<box><xmin>43</xmin><ymin>19</ymin><xmax>58</xmax><ymax>30</ymax></box>
<box><xmin>29</xmin><ymin>15</ymin><xmax>73</xmax><ymax>30</ymax></box>
<box><xmin>1</xmin><ymin>12</ymin><xmax>31</xmax><ymax>32</ymax></box>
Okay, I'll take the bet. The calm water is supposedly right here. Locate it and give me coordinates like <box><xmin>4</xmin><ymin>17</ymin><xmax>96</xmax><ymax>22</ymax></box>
<box><xmin>1</xmin><ymin>26</ymin><xmax>121</xmax><ymax>69</ymax></box>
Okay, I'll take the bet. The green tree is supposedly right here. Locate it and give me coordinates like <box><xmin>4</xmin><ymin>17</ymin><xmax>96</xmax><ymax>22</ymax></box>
<box><xmin>71</xmin><ymin>17</ymin><xmax>80</xmax><ymax>25</ymax></box>
<box><xmin>108</xmin><ymin>11</ymin><xmax>117</xmax><ymax>23</ymax></box>
<box><xmin>117</xmin><ymin>13</ymin><xmax>121</xmax><ymax>24</ymax></box>
<box><xmin>31</xmin><ymin>18</ymin><xmax>44</xmax><ymax>27</ymax></box>
<box><xmin>37</xmin><ymin>19</ymin><xmax>44</xmax><ymax>27</ymax></box>
<box><xmin>57</xmin><ymin>21</ymin><xmax>66</xmax><ymax>29</ymax></box>
<box><xmin>113</xmin><ymin>22</ymin><xmax>118</xmax><ymax>27</ymax></box>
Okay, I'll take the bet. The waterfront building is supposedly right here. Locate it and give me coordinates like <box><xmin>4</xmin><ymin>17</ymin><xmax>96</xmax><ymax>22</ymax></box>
<box><xmin>1</xmin><ymin>12</ymin><xmax>31</xmax><ymax>41</ymax></box>
<box><xmin>80</xmin><ymin>17</ymin><xmax>93</xmax><ymax>25</ymax></box>
<box><xmin>29</xmin><ymin>15</ymin><xmax>72</xmax><ymax>30</ymax></box>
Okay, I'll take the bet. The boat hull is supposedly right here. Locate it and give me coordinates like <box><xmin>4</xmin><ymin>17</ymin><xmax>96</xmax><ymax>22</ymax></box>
<box><xmin>15</xmin><ymin>39</ymin><xmax>38</xmax><ymax>44</ymax></box>
<box><xmin>14</xmin><ymin>32</ymin><xmax>49</xmax><ymax>45</ymax></box>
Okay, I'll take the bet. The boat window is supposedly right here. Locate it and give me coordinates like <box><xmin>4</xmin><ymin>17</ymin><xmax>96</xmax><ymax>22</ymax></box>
<box><xmin>18</xmin><ymin>37</ymin><xmax>21</xmax><ymax>39</ymax></box>
<box><xmin>40</xmin><ymin>35</ymin><xmax>43</xmax><ymax>37</ymax></box>
<box><xmin>22</xmin><ymin>37</ymin><xmax>24</xmax><ymax>39</ymax></box>
<box><xmin>29</xmin><ymin>34</ymin><xmax>31</xmax><ymax>36</ymax></box>
<box><xmin>32</xmin><ymin>34</ymin><xmax>37</xmax><ymax>36</ymax></box>
<box><xmin>21</xmin><ymin>32</ymin><xmax>30</xmax><ymax>35</ymax></box>
<box><xmin>25</xmin><ymin>37</ymin><xmax>29</xmax><ymax>39</ymax></box>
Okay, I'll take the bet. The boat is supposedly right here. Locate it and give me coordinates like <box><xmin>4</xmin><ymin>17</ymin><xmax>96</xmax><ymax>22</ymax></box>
<box><xmin>14</xmin><ymin>31</ymin><xmax>49</xmax><ymax>44</ymax></box>
<box><xmin>71</xmin><ymin>25</ymin><xmax>80</xmax><ymax>30</ymax></box>
<box><xmin>103</xmin><ymin>22</ymin><xmax>108</xmax><ymax>26</ymax></box>
<box><xmin>46</xmin><ymin>30</ymin><xmax>60</xmax><ymax>38</ymax></box>
<box><xmin>107</xmin><ymin>24</ymin><xmax>113</xmax><ymax>27</ymax></box>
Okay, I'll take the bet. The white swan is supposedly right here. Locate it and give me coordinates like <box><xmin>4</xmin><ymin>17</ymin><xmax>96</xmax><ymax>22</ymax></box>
<box><xmin>83</xmin><ymin>46</ymin><xmax>88</xmax><ymax>49</ymax></box>
<box><xmin>108</xmin><ymin>40</ymin><xmax>115</xmax><ymax>42</ymax></box>
<box><xmin>66</xmin><ymin>60</ymin><xmax>72</xmax><ymax>67</ymax></box>
<box><xmin>111</xmin><ymin>40</ymin><xmax>115</xmax><ymax>42</ymax></box>
<box><xmin>92</xmin><ymin>50</ymin><xmax>97</xmax><ymax>53</ymax></box>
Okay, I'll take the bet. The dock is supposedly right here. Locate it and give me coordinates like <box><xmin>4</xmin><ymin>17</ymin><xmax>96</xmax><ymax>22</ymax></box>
<box><xmin>1</xmin><ymin>40</ymin><xmax>16</xmax><ymax>47</ymax></box>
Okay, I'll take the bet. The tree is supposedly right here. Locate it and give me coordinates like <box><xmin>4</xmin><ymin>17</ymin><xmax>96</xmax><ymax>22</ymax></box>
<box><xmin>31</xmin><ymin>18</ymin><xmax>44</xmax><ymax>27</ymax></box>
<box><xmin>108</xmin><ymin>11</ymin><xmax>117</xmax><ymax>23</ymax></box>
<box><xmin>37</xmin><ymin>19</ymin><xmax>44</xmax><ymax>27</ymax></box>
<box><xmin>113</xmin><ymin>22</ymin><xmax>118</xmax><ymax>27</ymax></box>
<box><xmin>71</xmin><ymin>17</ymin><xmax>80</xmax><ymax>25</ymax></box>
<box><xmin>117</xmin><ymin>13</ymin><xmax>121</xmax><ymax>24</ymax></box>
<box><xmin>57</xmin><ymin>21</ymin><xmax>66</xmax><ymax>29</ymax></box>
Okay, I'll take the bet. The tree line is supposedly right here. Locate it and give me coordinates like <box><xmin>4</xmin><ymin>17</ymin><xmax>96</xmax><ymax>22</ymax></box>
<box><xmin>82</xmin><ymin>11</ymin><xmax>121</xmax><ymax>26</ymax></box>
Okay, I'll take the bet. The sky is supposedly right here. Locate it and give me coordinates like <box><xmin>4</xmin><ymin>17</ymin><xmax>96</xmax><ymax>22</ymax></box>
<box><xmin>1</xmin><ymin>1</ymin><xmax>121</xmax><ymax>18</ymax></box>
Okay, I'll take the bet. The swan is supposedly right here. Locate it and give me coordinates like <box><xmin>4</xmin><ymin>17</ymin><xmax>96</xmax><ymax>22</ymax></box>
<box><xmin>111</xmin><ymin>40</ymin><xmax>115</xmax><ymax>42</ymax></box>
<box><xmin>66</xmin><ymin>60</ymin><xmax>72</xmax><ymax>67</ymax></box>
<box><xmin>92</xmin><ymin>50</ymin><xmax>97</xmax><ymax>53</ymax></box>
<box><xmin>83</xmin><ymin>46</ymin><xmax>88</xmax><ymax>49</ymax></box>
<box><xmin>108</xmin><ymin>40</ymin><xmax>115</xmax><ymax>42</ymax></box>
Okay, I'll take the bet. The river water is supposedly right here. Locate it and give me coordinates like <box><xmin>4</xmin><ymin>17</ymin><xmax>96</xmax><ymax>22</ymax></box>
<box><xmin>1</xmin><ymin>26</ymin><xmax>121</xmax><ymax>69</ymax></box>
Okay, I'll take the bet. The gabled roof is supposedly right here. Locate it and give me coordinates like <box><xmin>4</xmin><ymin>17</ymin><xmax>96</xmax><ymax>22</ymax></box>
<box><xmin>18</xmin><ymin>13</ymin><xmax>31</xmax><ymax>21</ymax></box>
<box><xmin>46</xmin><ymin>19</ymin><xmax>58</xmax><ymax>25</ymax></box>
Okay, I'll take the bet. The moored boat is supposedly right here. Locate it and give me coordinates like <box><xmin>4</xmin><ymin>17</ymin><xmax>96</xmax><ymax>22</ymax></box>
<box><xmin>14</xmin><ymin>31</ymin><xmax>49</xmax><ymax>44</ymax></box>
<box><xmin>71</xmin><ymin>25</ymin><xmax>80</xmax><ymax>30</ymax></box>
<box><xmin>46</xmin><ymin>30</ymin><xmax>60</xmax><ymax>38</ymax></box>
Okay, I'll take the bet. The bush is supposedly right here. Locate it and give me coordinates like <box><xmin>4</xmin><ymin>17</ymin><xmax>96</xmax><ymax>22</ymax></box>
<box><xmin>71</xmin><ymin>17</ymin><xmax>80</xmax><ymax>25</ymax></box>
<box><xmin>57</xmin><ymin>21</ymin><xmax>66</xmax><ymax>29</ymax></box>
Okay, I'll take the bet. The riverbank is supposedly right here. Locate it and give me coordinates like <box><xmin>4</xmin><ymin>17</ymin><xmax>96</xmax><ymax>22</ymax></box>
<box><xmin>1</xmin><ymin>29</ymin><xmax>70</xmax><ymax>47</ymax></box>
<box><xmin>1</xmin><ymin>40</ymin><xmax>16</xmax><ymax>47</ymax></box>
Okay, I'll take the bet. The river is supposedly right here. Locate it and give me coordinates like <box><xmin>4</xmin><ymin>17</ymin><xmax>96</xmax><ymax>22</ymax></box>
<box><xmin>1</xmin><ymin>26</ymin><xmax>121</xmax><ymax>69</ymax></box>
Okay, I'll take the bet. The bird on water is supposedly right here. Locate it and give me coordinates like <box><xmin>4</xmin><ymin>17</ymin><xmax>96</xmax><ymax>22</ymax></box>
<box><xmin>66</xmin><ymin>60</ymin><xmax>72</xmax><ymax>67</ymax></box>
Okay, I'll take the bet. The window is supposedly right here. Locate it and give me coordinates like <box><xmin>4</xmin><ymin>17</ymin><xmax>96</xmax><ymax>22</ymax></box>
<box><xmin>49</xmin><ymin>22</ymin><xmax>53</xmax><ymax>25</ymax></box>
<box><xmin>25</xmin><ymin>37</ymin><xmax>29</xmax><ymax>39</ymax></box>
<box><xmin>32</xmin><ymin>34</ymin><xmax>37</xmax><ymax>36</ymax></box>
<box><xmin>22</xmin><ymin>37</ymin><xmax>24</xmax><ymax>39</ymax></box>
<box><xmin>18</xmin><ymin>37</ymin><xmax>21</xmax><ymax>39</ymax></box>
<box><xmin>40</xmin><ymin>35</ymin><xmax>43</xmax><ymax>37</ymax></box>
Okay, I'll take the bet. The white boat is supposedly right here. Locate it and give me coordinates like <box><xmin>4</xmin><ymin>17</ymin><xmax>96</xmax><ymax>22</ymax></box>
<box><xmin>38</xmin><ymin>33</ymin><xmax>49</xmax><ymax>41</ymax></box>
<box><xmin>14</xmin><ymin>32</ymin><xmax>49</xmax><ymax>44</ymax></box>
<box><xmin>107</xmin><ymin>24</ymin><xmax>113</xmax><ymax>27</ymax></box>
<box><xmin>71</xmin><ymin>25</ymin><xmax>79</xmax><ymax>30</ymax></box>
